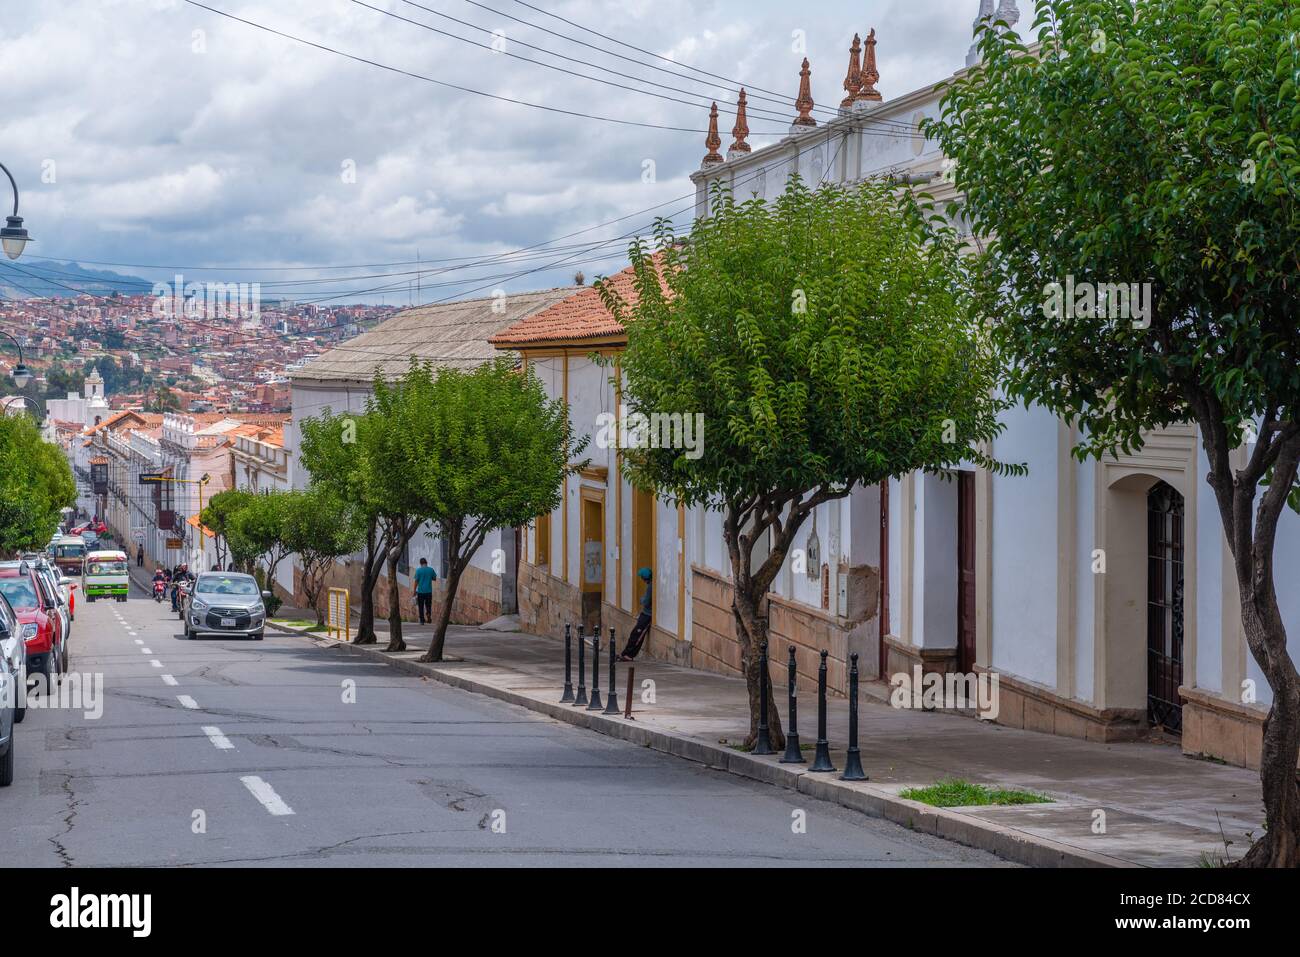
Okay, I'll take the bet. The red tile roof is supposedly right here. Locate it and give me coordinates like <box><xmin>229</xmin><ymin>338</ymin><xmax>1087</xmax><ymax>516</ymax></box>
<box><xmin>489</xmin><ymin>260</ymin><xmax>667</xmax><ymax>347</ymax></box>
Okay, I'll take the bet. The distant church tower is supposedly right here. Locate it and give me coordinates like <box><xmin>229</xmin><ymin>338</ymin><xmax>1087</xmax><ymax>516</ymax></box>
<box><xmin>84</xmin><ymin>366</ymin><xmax>105</xmax><ymax>401</ymax></box>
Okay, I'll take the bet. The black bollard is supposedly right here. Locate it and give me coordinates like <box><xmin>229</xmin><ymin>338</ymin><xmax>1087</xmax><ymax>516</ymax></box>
<box><xmin>780</xmin><ymin>645</ymin><xmax>805</xmax><ymax>764</ymax></box>
<box><xmin>574</xmin><ymin>624</ymin><xmax>588</xmax><ymax>707</ymax></box>
<box><xmin>587</xmin><ymin>628</ymin><xmax>604</xmax><ymax>711</ymax></box>
<box><xmin>603</xmin><ymin>629</ymin><xmax>620</xmax><ymax>715</ymax></box>
<box><xmin>841</xmin><ymin>653</ymin><xmax>867</xmax><ymax>781</ymax></box>
<box><xmin>753</xmin><ymin>641</ymin><xmax>774</xmax><ymax>754</ymax></box>
<box><xmin>560</xmin><ymin>623</ymin><xmax>575</xmax><ymax>703</ymax></box>
<box><xmin>809</xmin><ymin>649</ymin><xmax>836</xmax><ymax>772</ymax></box>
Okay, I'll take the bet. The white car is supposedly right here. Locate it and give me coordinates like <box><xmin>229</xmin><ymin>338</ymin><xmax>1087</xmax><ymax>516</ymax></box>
<box><xmin>0</xmin><ymin>592</ymin><xmax>23</xmax><ymax>785</ymax></box>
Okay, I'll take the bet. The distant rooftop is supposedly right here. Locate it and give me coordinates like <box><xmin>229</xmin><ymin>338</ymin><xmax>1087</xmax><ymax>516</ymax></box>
<box><xmin>290</xmin><ymin>287</ymin><xmax>579</xmax><ymax>384</ymax></box>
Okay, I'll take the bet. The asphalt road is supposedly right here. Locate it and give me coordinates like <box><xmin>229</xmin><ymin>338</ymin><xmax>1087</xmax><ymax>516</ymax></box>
<box><xmin>0</xmin><ymin>586</ymin><xmax>1005</xmax><ymax>867</ymax></box>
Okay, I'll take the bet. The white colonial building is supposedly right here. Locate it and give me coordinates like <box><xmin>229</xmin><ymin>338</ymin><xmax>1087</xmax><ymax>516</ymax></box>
<box><xmin>495</xmin><ymin>0</ymin><xmax>1299</xmax><ymax>771</ymax></box>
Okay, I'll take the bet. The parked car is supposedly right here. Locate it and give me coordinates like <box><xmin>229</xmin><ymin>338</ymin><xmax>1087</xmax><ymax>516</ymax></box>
<box><xmin>0</xmin><ymin>562</ymin><xmax>66</xmax><ymax>691</ymax></box>
<box><xmin>31</xmin><ymin>561</ymin><xmax>73</xmax><ymax>654</ymax></box>
<box><xmin>48</xmin><ymin>564</ymin><xmax>76</xmax><ymax>622</ymax></box>
<box><xmin>0</xmin><ymin>592</ymin><xmax>19</xmax><ymax>786</ymax></box>
<box><xmin>0</xmin><ymin>590</ymin><xmax>24</xmax><ymax>726</ymax></box>
<box><xmin>183</xmin><ymin>572</ymin><xmax>270</xmax><ymax>641</ymax></box>
<box><xmin>70</xmin><ymin>520</ymin><xmax>108</xmax><ymax>536</ymax></box>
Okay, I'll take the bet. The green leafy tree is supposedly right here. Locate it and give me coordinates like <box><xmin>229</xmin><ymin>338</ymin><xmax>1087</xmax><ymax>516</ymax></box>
<box><xmin>279</xmin><ymin>486</ymin><xmax>364</xmax><ymax>626</ymax></box>
<box><xmin>300</xmin><ymin>411</ymin><xmax>394</xmax><ymax>646</ymax></box>
<box><xmin>0</xmin><ymin>414</ymin><xmax>76</xmax><ymax>554</ymax></box>
<box><xmin>924</xmin><ymin>0</ymin><xmax>1300</xmax><ymax>866</ymax></box>
<box><xmin>599</xmin><ymin>178</ymin><xmax>1014</xmax><ymax>749</ymax></box>
<box><xmin>230</xmin><ymin>492</ymin><xmax>294</xmax><ymax>587</ymax></box>
<box><xmin>389</xmin><ymin>358</ymin><xmax>582</xmax><ymax>663</ymax></box>
<box><xmin>200</xmin><ymin>488</ymin><xmax>256</xmax><ymax>571</ymax></box>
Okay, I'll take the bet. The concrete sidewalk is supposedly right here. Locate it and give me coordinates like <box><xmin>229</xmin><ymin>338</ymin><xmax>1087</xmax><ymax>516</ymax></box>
<box><xmin>265</xmin><ymin>617</ymin><xmax>1263</xmax><ymax>868</ymax></box>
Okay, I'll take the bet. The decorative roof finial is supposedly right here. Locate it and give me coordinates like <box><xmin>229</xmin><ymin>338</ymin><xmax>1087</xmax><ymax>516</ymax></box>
<box><xmin>840</xmin><ymin>34</ymin><xmax>862</xmax><ymax>110</ymax></box>
<box><xmin>728</xmin><ymin>89</ymin><xmax>751</xmax><ymax>159</ymax></box>
<box><xmin>855</xmin><ymin>28</ymin><xmax>882</xmax><ymax>103</ymax></box>
<box><xmin>702</xmin><ymin>101</ymin><xmax>723</xmax><ymax>167</ymax></box>
<box><xmin>793</xmin><ymin>58</ymin><xmax>817</xmax><ymax>129</ymax></box>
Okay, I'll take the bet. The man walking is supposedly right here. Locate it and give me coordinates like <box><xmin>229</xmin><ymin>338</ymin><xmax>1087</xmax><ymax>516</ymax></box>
<box><xmin>619</xmin><ymin>568</ymin><xmax>653</xmax><ymax>660</ymax></box>
<box><xmin>413</xmin><ymin>557</ymin><xmax>437</xmax><ymax>625</ymax></box>
<box><xmin>136</xmin><ymin>543</ymin><xmax>144</xmax><ymax>567</ymax></box>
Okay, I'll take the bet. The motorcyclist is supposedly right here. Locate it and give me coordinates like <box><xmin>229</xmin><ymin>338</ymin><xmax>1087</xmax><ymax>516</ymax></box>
<box><xmin>171</xmin><ymin>563</ymin><xmax>192</xmax><ymax>611</ymax></box>
<box><xmin>152</xmin><ymin>566</ymin><xmax>169</xmax><ymax>601</ymax></box>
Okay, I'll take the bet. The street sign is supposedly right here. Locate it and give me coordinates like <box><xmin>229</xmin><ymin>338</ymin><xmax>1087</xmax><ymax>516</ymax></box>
<box><xmin>166</xmin><ymin>538</ymin><xmax>183</xmax><ymax>549</ymax></box>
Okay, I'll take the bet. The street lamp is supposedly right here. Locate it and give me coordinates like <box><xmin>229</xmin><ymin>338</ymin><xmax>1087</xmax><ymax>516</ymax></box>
<box><xmin>0</xmin><ymin>330</ymin><xmax>31</xmax><ymax>388</ymax></box>
<box><xmin>0</xmin><ymin>162</ymin><xmax>30</xmax><ymax>260</ymax></box>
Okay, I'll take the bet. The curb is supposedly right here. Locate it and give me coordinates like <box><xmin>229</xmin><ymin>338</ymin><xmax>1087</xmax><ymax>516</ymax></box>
<box><xmin>268</xmin><ymin>621</ymin><xmax>1130</xmax><ymax>868</ymax></box>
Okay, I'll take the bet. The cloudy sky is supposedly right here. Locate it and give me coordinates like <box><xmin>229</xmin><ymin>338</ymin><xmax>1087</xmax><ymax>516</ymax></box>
<box><xmin>0</xmin><ymin>0</ymin><xmax>1026</xmax><ymax>303</ymax></box>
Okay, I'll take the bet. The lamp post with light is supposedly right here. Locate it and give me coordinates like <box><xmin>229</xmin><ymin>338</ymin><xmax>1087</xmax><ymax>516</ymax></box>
<box><xmin>1</xmin><ymin>330</ymin><xmax>33</xmax><ymax>390</ymax></box>
<box><xmin>0</xmin><ymin>162</ymin><xmax>31</xmax><ymax>261</ymax></box>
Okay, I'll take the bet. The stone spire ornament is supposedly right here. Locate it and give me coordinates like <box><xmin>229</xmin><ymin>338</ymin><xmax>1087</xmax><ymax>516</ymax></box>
<box><xmin>702</xmin><ymin>101</ymin><xmax>723</xmax><ymax>167</ymax></box>
<box><xmin>840</xmin><ymin>33</ymin><xmax>862</xmax><ymax>110</ymax></box>
<box><xmin>728</xmin><ymin>89</ymin><xmax>751</xmax><ymax>160</ymax></box>
<box><xmin>855</xmin><ymin>28</ymin><xmax>882</xmax><ymax>103</ymax></box>
<box><xmin>967</xmin><ymin>0</ymin><xmax>1020</xmax><ymax>67</ymax></box>
<box><xmin>791</xmin><ymin>58</ymin><xmax>817</xmax><ymax>131</ymax></box>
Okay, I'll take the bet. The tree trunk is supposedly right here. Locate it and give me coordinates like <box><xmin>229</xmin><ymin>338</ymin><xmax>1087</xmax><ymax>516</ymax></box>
<box><xmin>1233</xmin><ymin>597</ymin><xmax>1300</xmax><ymax>867</ymax></box>
<box><xmin>352</xmin><ymin>518</ymin><xmax>382</xmax><ymax>645</ymax></box>
<box><xmin>421</xmin><ymin>520</ymin><xmax>472</xmax><ymax>663</ymax></box>
<box><xmin>1197</xmin><ymin>413</ymin><xmax>1300</xmax><ymax>867</ymax></box>
<box><xmin>731</xmin><ymin>584</ymin><xmax>786</xmax><ymax>751</ymax></box>
<box><xmin>384</xmin><ymin>542</ymin><xmax>405</xmax><ymax>653</ymax></box>
<box><xmin>421</xmin><ymin>569</ymin><xmax>458</xmax><ymax>663</ymax></box>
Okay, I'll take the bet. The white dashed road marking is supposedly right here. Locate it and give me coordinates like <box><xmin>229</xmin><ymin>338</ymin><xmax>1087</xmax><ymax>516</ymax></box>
<box><xmin>150</xmin><ymin>660</ymin><xmax>162</xmax><ymax>668</ymax></box>
<box><xmin>177</xmin><ymin>695</ymin><xmax>198</xmax><ymax>709</ymax></box>
<box><xmin>201</xmin><ymin>726</ymin><xmax>234</xmax><ymax>750</ymax></box>
<box><xmin>240</xmin><ymin>776</ymin><xmax>295</xmax><ymax>816</ymax></box>
<box><xmin>161</xmin><ymin>674</ymin><xmax>178</xmax><ymax>686</ymax></box>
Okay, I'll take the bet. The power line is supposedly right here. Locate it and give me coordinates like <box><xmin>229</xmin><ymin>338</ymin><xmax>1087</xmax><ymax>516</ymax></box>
<box><xmin>465</xmin><ymin>0</ymin><xmax>839</xmax><ymax>122</ymax></box>
<box><xmin>182</xmin><ymin>0</ymin><xmax>733</xmax><ymax>135</ymax></box>
<box><xmin>350</xmin><ymin>0</ymin><xmax>793</xmax><ymax>132</ymax></box>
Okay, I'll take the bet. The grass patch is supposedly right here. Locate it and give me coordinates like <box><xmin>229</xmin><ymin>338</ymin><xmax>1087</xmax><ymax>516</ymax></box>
<box><xmin>899</xmin><ymin>778</ymin><xmax>1053</xmax><ymax>808</ymax></box>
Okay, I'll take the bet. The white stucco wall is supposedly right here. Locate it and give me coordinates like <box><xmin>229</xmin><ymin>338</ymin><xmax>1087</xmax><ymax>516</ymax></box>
<box><xmin>989</xmin><ymin>403</ymin><xmax>1059</xmax><ymax>687</ymax></box>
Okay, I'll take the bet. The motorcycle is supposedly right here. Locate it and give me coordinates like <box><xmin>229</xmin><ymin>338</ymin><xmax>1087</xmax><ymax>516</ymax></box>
<box><xmin>175</xmin><ymin>582</ymin><xmax>190</xmax><ymax>619</ymax></box>
<box><xmin>152</xmin><ymin>580</ymin><xmax>166</xmax><ymax>603</ymax></box>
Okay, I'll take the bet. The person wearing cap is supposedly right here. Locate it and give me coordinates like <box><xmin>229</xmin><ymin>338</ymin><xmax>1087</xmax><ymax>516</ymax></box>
<box><xmin>618</xmin><ymin>567</ymin><xmax>653</xmax><ymax>661</ymax></box>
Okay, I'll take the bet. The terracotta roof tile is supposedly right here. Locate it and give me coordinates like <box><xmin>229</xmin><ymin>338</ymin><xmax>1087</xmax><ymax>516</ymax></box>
<box><xmin>488</xmin><ymin>259</ymin><xmax>667</xmax><ymax>348</ymax></box>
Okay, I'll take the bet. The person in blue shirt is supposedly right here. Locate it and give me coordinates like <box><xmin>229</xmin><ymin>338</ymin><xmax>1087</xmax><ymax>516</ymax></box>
<box><xmin>618</xmin><ymin>568</ymin><xmax>653</xmax><ymax>660</ymax></box>
<box><xmin>413</xmin><ymin>557</ymin><xmax>437</xmax><ymax>624</ymax></box>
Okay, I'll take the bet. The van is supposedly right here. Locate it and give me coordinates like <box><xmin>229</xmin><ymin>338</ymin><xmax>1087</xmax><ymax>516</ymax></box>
<box><xmin>51</xmin><ymin>536</ymin><xmax>87</xmax><ymax>579</ymax></box>
<box><xmin>84</xmin><ymin>551</ymin><xmax>129</xmax><ymax>603</ymax></box>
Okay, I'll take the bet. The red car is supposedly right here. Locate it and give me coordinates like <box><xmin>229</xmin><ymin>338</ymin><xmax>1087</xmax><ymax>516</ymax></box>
<box><xmin>0</xmin><ymin>563</ymin><xmax>66</xmax><ymax>691</ymax></box>
<box><xmin>70</xmin><ymin>520</ymin><xmax>108</xmax><ymax>536</ymax></box>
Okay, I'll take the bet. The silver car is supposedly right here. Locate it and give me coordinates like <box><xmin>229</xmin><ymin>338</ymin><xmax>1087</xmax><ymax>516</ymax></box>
<box><xmin>183</xmin><ymin>572</ymin><xmax>270</xmax><ymax>641</ymax></box>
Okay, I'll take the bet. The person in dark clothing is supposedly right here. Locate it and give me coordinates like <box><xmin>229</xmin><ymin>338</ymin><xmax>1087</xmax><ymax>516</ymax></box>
<box><xmin>413</xmin><ymin>557</ymin><xmax>437</xmax><ymax>625</ymax></box>
<box><xmin>136</xmin><ymin>544</ymin><xmax>144</xmax><ymax>567</ymax></box>
<box><xmin>619</xmin><ymin>568</ymin><xmax>653</xmax><ymax>660</ymax></box>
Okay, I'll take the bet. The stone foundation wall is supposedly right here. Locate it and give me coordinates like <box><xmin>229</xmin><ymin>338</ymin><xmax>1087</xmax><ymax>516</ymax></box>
<box><xmin>290</xmin><ymin>558</ymin><xmax>504</xmax><ymax>628</ymax></box>
<box><xmin>973</xmin><ymin>665</ymin><xmax>1144</xmax><ymax>743</ymax></box>
<box><xmin>518</xmin><ymin>561</ymin><xmax>582</xmax><ymax>640</ymax></box>
<box><xmin>1180</xmin><ymin>686</ymin><xmax>1277</xmax><ymax>770</ymax></box>
<box><xmin>690</xmin><ymin>565</ymin><xmax>874</xmax><ymax>696</ymax></box>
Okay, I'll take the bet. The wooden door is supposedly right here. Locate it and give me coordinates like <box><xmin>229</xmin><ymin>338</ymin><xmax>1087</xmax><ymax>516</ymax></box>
<box><xmin>957</xmin><ymin>471</ymin><xmax>977</xmax><ymax>673</ymax></box>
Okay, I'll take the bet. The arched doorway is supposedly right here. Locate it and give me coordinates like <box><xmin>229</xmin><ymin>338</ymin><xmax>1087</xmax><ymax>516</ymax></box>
<box><xmin>1146</xmin><ymin>481</ymin><xmax>1185</xmax><ymax>733</ymax></box>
